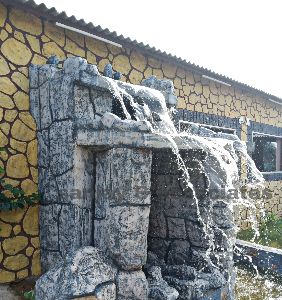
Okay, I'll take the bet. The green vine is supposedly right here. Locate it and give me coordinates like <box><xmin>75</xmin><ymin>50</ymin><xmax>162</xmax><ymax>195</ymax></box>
<box><xmin>237</xmin><ymin>213</ymin><xmax>282</xmax><ymax>249</ymax></box>
<box><xmin>0</xmin><ymin>147</ymin><xmax>39</xmax><ymax>211</ymax></box>
<box><xmin>23</xmin><ymin>290</ymin><xmax>35</xmax><ymax>300</ymax></box>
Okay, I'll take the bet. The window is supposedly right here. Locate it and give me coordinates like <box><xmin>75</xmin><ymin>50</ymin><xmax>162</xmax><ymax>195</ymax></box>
<box><xmin>179</xmin><ymin>120</ymin><xmax>236</xmax><ymax>134</ymax></box>
<box><xmin>252</xmin><ymin>133</ymin><xmax>282</xmax><ymax>173</ymax></box>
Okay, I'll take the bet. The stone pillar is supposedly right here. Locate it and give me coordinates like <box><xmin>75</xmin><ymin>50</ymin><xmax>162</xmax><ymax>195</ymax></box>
<box><xmin>94</xmin><ymin>148</ymin><xmax>152</xmax><ymax>299</ymax></box>
<box><xmin>30</xmin><ymin>64</ymin><xmax>95</xmax><ymax>272</ymax></box>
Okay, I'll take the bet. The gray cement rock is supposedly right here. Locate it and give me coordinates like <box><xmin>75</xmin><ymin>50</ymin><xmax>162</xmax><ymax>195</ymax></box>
<box><xmin>147</xmin><ymin>238</ymin><xmax>171</xmax><ymax>262</ymax></box>
<box><xmin>162</xmin><ymin>265</ymin><xmax>197</xmax><ymax>281</ymax></box>
<box><xmin>30</xmin><ymin>58</ymin><xmax>240</xmax><ymax>299</ymax></box>
<box><xmin>29</xmin><ymin>88</ymin><xmax>40</xmax><ymax>128</ymax></box>
<box><xmin>147</xmin><ymin>266</ymin><xmax>179</xmax><ymax>300</ymax></box>
<box><xmin>163</xmin><ymin>271</ymin><xmax>226</xmax><ymax>300</ymax></box>
<box><xmin>58</xmin><ymin>205</ymin><xmax>92</xmax><ymax>258</ymax></box>
<box><xmin>163</xmin><ymin>277</ymin><xmax>194</xmax><ymax>300</ymax></box>
<box><xmin>50</xmin><ymin>76</ymin><xmax>74</xmax><ymax>121</ymax></box>
<box><xmin>108</xmin><ymin>205</ymin><xmax>150</xmax><ymax>270</ymax></box>
<box><xmin>116</xmin><ymin>270</ymin><xmax>148</xmax><ymax>300</ymax></box>
<box><xmin>0</xmin><ymin>285</ymin><xmax>20</xmax><ymax>300</ymax></box>
<box><xmin>74</xmin><ymin>85</ymin><xmax>95</xmax><ymax>120</ymax></box>
<box><xmin>167</xmin><ymin>218</ymin><xmax>186</xmax><ymax>239</ymax></box>
<box><xmin>146</xmin><ymin>251</ymin><xmax>166</xmax><ymax>268</ymax></box>
<box><xmin>101</xmin><ymin>112</ymin><xmax>123</xmax><ymax>128</ymax></box>
<box><xmin>141</xmin><ymin>75</ymin><xmax>177</xmax><ymax>107</ymax></box>
<box><xmin>49</xmin><ymin>120</ymin><xmax>74</xmax><ymax>176</ymax></box>
<box><xmin>38</xmin><ymin>64</ymin><xmax>58</xmax><ymax>85</ymax></box>
<box><xmin>39</xmin><ymin>81</ymin><xmax>52</xmax><ymax>129</ymax></box>
<box><xmin>91</xmin><ymin>89</ymin><xmax>113</xmax><ymax>116</ymax></box>
<box><xmin>93</xmin><ymin>218</ymin><xmax>108</xmax><ymax>252</ymax></box>
<box><xmin>167</xmin><ymin>241</ymin><xmax>191</xmax><ymax>265</ymax></box>
<box><xmin>39</xmin><ymin>204</ymin><xmax>61</xmax><ymax>251</ymax></box>
<box><xmin>163</xmin><ymin>196</ymin><xmax>192</xmax><ymax>219</ymax></box>
<box><xmin>36</xmin><ymin>247</ymin><xmax>117</xmax><ymax>300</ymax></box>
<box><xmin>63</xmin><ymin>56</ymin><xmax>88</xmax><ymax>75</ymax></box>
<box><xmin>185</xmin><ymin>221</ymin><xmax>212</xmax><ymax>249</ymax></box>
<box><xmin>96</xmin><ymin>148</ymin><xmax>152</xmax><ymax>206</ymax></box>
<box><xmin>95</xmin><ymin>283</ymin><xmax>116</xmax><ymax>300</ymax></box>
<box><xmin>37</xmin><ymin>130</ymin><xmax>49</xmax><ymax>168</ymax></box>
<box><xmin>29</xmin><ymin>64</ymin><xmax>39</xmax><ymax>88</ymax></box>
<box><xmin>39</xmin><ymin>168</ymin><xmax>59</xmax><ymax>204</ymax></box>
<box><xmin>148</xmin><ymin>206</ymin><xmax>167</xmax><ymax>238</ymax></box>
<box><xmin>212</xmin><ymin>205</ymin><xmax>234</xmax><ymax>229</ymax></box>
<box><xmin>40</xmin><ymin>250</ymin><xmax>63</xmax><ymax>273</ymax></box>
<box><xmin>213</xmin><ymin>227</ymin><xmax>236</xmax><ymax>252</ymax></box>
<box><xmin>197</xmin><ymin>270</ymin><xmax>226</xmax><ymax>289</ymax></box>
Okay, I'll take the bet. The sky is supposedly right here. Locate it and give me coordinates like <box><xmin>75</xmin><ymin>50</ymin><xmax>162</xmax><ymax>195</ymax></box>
<box><xmin>35</xmin><ymin>0</ymin><xmax>282</xmax><ymax>98</ymax></box>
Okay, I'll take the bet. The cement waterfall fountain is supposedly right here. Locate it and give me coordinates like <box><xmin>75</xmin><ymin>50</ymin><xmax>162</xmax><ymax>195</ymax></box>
<box><xmin>30</xmin><ymin>57</ymin><xmax>264</xmax><ymax>300</ymax></box>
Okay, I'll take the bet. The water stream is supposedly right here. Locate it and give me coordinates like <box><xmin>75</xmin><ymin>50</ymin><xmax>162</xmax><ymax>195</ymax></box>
<box><xmin>99</xmin><ymin>74</ymin><xmax>278</xmax><ymax>299</ymax></box>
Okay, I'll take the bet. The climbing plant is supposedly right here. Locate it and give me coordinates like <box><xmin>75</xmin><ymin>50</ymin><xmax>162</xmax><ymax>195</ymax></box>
<box><xmin>23</xmin><ymin>290</ymin><xmax>35</xmax><ymax>300</ymax></box>
<box><xmin>237</xmin><ymin>213</ymin><xmax>282</xmax><ymax>249</ymax></box>
<box><xmin>0</xmin><ymin>147</ymin><xmax>39</xmax><ymax>211</ymax></box>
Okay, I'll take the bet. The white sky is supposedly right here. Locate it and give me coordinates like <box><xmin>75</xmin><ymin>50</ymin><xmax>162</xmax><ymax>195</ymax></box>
<box><xmin>35</xmin><ymin>0</ymin><xmax>282</xmax><ymax>98</ymax></box>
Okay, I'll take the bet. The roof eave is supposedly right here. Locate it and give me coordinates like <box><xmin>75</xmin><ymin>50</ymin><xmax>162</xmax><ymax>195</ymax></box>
<box><xmin>2</xmin><ymin>0</ymin><xmax>282</xmax><ymax>104</ymax></box>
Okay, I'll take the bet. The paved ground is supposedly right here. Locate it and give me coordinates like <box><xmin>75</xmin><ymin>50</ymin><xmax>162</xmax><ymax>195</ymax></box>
<box><xmin>0</xmin><ymin>284</ymin><xmax>20</xmax><ymax>300</ymax></box>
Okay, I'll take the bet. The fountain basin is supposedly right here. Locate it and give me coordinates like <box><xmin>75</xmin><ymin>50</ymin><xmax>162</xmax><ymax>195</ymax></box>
<box><xmin>235</xmin><ymin>239</ymin><xmax>282</xmax><ymax>276</ymax></box>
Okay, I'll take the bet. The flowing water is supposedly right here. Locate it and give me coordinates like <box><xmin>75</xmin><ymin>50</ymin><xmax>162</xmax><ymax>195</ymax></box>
<box><xmin>101</xmin><ymin>75</ymin><xmax>281</xmax><ymax>299</ymax></box>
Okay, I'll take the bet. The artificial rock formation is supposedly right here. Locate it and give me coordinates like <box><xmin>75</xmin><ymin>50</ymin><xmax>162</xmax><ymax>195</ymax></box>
<box><xmin>31</xmin><ymin>57</ymin><xmax>238</xmax><ymax>299</ymax></box>
<box><xmin>36</xmin><ymin>247</ymin><xmax>117</xmax><ymax>300</ymax></box>
<box><xmin>0</xmin><ymin>1</ymin><xmax>281</xmax><ymax>282</ymax></box>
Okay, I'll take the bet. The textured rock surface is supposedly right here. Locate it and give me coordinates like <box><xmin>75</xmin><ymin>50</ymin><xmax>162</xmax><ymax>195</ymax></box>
<box><xmin>94</xmin><ymin>148</ymin><xmax>152</xmax><ymax>270</ymax></box>
<box><xmin>108</xmin><ymin>205</ymin><xmax>150</xmax><ymax>270</ymax></box>
<box><xmin>36</xmin><ymin>247</ymin><xmax>117</xmax><ymax>300</ymax></box>
<box><xmin>147</xmin><ymin>266</ymin><xmax>179</xmax><ymax>300</ymax></box>
<box><xmin>117</xmin><ymin>270</ymin><xmax>148</xmax><ymax>300</ymax></box>
<box><xmin>0</xmin><ymin>285</ymin><xmax>20</xmax><ymax>300</ymax></box>
<box><xmin>164</xmin><ymin>269</ymin><xmax>226</xmax><ymax>300</ymax></box>
<box><xmin>142</xmin><ymin>75</ymin><xmax>177</xmax><ymax>107</ymax></box>
<box><xmin>148</xmin><ymin>149</ymin><xmax>212</xmax><ymax>268</ymax></box>
<box><xmin>147</xmin><ymin>149</ymin><xmax>235</xmax><ymax>298</ymax></box>
<box><xmin>30</xmin><ymin>62</ymin><xmax>100</xmax><ymax>270</ymax></box>
<box><xmin>6</xmin><ymin>154</ymin><xmax>30</xmax><ymax>179</ymax></box>
<box><xmin>1</xmin><ymin>38</ymin><xmax>32</xmax><ymax>65</ymax></box>
<box><xmin>30</xmin><ymin>57</ymin><xmax>237</xmax><ymax>300</ymax></box>
<box><xmin>2</xmin><ymin>236</ymin><xmax>28</xmax><ymax>255</ymax></box>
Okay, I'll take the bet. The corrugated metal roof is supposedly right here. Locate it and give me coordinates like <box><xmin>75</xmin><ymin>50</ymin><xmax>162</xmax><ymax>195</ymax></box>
<box><xmin>2</xmin><ymin>0</ymin><xmax>282</xmax><ymax>104</ymax></box>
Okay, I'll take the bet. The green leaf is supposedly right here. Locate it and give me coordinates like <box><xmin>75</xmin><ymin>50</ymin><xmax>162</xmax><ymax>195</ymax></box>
<box><xmin>0</xmin><ymin>147</ymin><xmax>39</xmax><ymax>213</ymax></box>
<box><xmin>23</xmin><ymin>290</ymin><xmax>35</xmax><ymax>300</ymax></box>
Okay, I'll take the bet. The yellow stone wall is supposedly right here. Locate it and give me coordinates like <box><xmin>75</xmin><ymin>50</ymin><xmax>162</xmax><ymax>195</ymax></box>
<box><xmin>264</xmin><ymin>180</ymin><xmax>282</xmax><ymax>216</ymax></box>
<box><xmin>0</xmin><ymin>2</ymin><xmax>282</xmax><ymax>282</ymax></box>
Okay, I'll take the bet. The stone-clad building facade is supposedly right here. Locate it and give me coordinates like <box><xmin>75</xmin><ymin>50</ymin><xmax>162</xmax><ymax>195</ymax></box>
<box><xmin>0</xmin><ymin>0</ymin><xmax>282</xmax><ymax>283</ymax></box>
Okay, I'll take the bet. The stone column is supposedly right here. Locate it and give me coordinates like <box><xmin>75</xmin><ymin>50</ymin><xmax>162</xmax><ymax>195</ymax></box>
<box><xmin>94</xmin><ymin>148</ymin><xmax>152</xmax><ymax>299</ymax></box>
<box><xmin>30</xmin><ymin>64</ymin><xmax>95</xmax><ymax>272</ymax></box>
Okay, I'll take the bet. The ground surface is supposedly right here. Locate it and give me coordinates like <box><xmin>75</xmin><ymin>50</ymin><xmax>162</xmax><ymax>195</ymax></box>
<box><xmin>235</xmin><ymin>268</ymin><xmax>282</xmax><ymax>299</ymax></box>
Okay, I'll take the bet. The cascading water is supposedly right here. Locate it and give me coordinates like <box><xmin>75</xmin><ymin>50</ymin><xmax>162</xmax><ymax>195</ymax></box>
<box><xmin>102</xmin><ymin>74</ymin><xmax>274</xmax><ymax>299</ymax></box>
<box><xmin>33</xmin><ymin>57</ymin><xmax>278</xmax><ymax>300</ymax></box>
